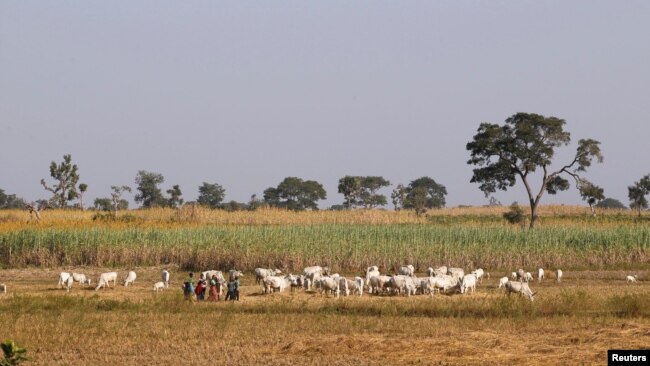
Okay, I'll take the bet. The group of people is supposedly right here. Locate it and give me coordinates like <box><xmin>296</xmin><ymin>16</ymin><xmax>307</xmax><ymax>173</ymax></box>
<box><xmin>183</xmin><ymin>272</ymin><xmax>240</xmax><ymax>302</ymax></box>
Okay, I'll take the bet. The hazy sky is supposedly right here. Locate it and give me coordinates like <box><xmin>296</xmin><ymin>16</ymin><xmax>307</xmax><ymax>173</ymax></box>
<box><xmin>2</xmin><ymin>1</ymin><xmax>649</xmax><ymax>209</ymax></box>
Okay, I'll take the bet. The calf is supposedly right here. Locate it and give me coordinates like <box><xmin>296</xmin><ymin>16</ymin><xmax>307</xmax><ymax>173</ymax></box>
<box><xmin>153</xmin><ymin>281</ymin><xmax>165</xmax><ymax>291</ymax></box>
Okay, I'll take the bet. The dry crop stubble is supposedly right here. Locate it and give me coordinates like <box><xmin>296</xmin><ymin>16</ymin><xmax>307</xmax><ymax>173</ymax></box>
<box><xmin>1</xmin><ymin>267</ymin><xmax>649</xmax><ymax>365</ymax></box>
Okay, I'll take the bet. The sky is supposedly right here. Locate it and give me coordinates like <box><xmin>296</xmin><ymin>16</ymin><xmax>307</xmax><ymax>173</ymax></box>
<box><xmin>1</xmin><ymin>1</ymin><xmax>649</xmax><ymax>209</ymax></box>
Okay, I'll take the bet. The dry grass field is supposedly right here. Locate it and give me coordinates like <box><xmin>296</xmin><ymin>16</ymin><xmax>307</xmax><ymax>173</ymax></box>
<box><xmin>1</xmin><ymin>267</ymin><xmax>649</xmax><ymax>365</ymax></box>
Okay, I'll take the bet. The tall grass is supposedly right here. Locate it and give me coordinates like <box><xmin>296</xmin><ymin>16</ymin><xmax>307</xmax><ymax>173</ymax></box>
<box><xmin>1</xmin><ymin>224</ymin><xmax>648</xmax><ymax>270</ymax></box>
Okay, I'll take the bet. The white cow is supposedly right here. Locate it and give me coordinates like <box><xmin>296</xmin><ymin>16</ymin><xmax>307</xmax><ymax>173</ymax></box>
<box><xmin>525</xmin><ymin>272</ymin><xmax>533</xmax><ymax>282</ymax></box>
<box><xmin>471</xmin><ymin>268</ymin><xmax>485</xmax><ymax>283</ymax></box>
<box><xmin>303</xmin><ymin>266</ymin><xmax>325</xmax><ymax>291</ymax></box>
<box><xmin>626</xmin><ymin>275</ymin><xmax>638</xmax><ymax>283</ymax></box>
<box><xmin>498</xmin><ymin>276</ymin><xmax>509</xmax><ymax>289</ymax></box>
<box><xmin>72</xmin><ymin>273</ymin><xmax>91</xmax><ymax>286</ymax></box>
<box><xmin>460</xmin><ymin>274</ymin><xmax>477</xmax><ymax>294</ymax></box>
<box><xmin>263</xmin><ymin>275</ymin><xmax>291</xmax><ymax>294</ymax></box>
<box><xmin>447</xmin><ymin>268</ymin><xmax>465</xmax><ymax>280</ymax></box>
<box><xmin>95</xmin><ymin>272</ymin><xmax>118</xmax><ymax>291</ymax></box>
<box><xmin>537</xmin><ymin>268</ymin><xmax>545</xmax><ymax>282</ymax></box>
<box><xmin>516</xmin><ymin>269</ymin><xmax>527</xmax><ymax>282</ymax></box>
<box><xmin>318</xmin><ymin>277</ymin><xmax>340</xmax><ymax>298</ymax></box>
<box><xmin>254</xmin><ymin>268</ymin><xmax>281</xmax><ymax>284</ymax></box>
<box><xmin>338</xmin><ymin>277</ymin><xmax>350</xmax><ymax>296</ymax></box>
<box><xmin>433</xmin><ymin>266</ymin><xmax>448</xmax><ymax>277</ymax></box>
<box><xmin>123</xmin><ymin>271</ymin><xmax>137</xmax><ymax>286</ymax></box>
<box><xmin>388</xmin><ymin>275</ymin><xmax>415</xmax><ymax>296</ymax></box>
<box><xmin>354</xmin><ymin>277</ymin><xmax>364</xmax><ymax>297</ymax></box>
<box><xmin>162</xmin><ymin>270</ymin><xmax>170</xmax><ymax>288</ymax></box>
<box><xmin>556</xmin><ymin>269</ymin><xmax>563</xmax><ymax>283</ymax></box>
<box><xmin>58</xmin><ymin>272</ymin><xmax>71</xmax><ymax>289</ymax></box>
<box><xmin>368</xmin><ymin>275</ymin><xmax>392</xmax><ymax>295</ymax></box>
<box><xmin>504</xmin><ymin>281</ymin><xmax>536</xmax><ymax>301</ymax></box>
<box><xmin>153</xmin><ymin>281</ymin><xmax>165</xmax><ymax>291</ymax></box>
<box><xmin>511</xmin><ymin>272</ymin><xmax>518</xmax><ymax>280</ymax></box>
<box><xmin>428</xmin><ymin>275</ymin><xmax>459</xmax><ymax>294</ymax></box>
<box><xmin>64</xmin><ymin>276</ymin><xmax>74</xmax><ymax>292</ymax></box>
<box><xmin>365</xmin><ymin>266</ymin><xmax>380</xmax><ymax>293</ymax></box>
<box><xmin>398</xmin><ymin>265</ymin><xmax>415</xmax><ymax>277</ymax></box>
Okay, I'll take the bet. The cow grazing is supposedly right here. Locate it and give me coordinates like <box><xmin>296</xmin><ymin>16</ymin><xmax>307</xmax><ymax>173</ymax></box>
<box><xmin>263</xmin><ymin>275</ymin><xmax>291</xmax><ymax>294</ymax></box>
<box><xmin>504</xmin><ymin>281</ymin><xmax>536</xmax><ymax>301</ymax></box>
<box><xmin>318</xmin><ymin>277</ymin><xmax>340</xmax><ymax>298</ymax></box>
<box><xmin>64</xmin><ymin>276</ymin><xmax>74</xmax><ymax>292</ymax></box>
<box><xmin>153</xmin><ymin>281</ymin><xmax>165</xmax><ymax>292</ymax></box>
<box><xmin>471</xmin><ymin>268</ymin><xmax>485</xmax><ymax>283</ymax></box>
<box><xmin>626</xmin><ymin>275</ymin><xmax>638</xmax><ymax>283</ymax></box>
<box><xmin>498</xmin><ymin>277</ymin><xmax>509</xmax><ymax>288</ymax></box>
<box><xmin>123</xmin><ymin>271</ymin><xmax>137</xmax><ymax>286</ymax></box>
<box><xmin>72</xmin><ymin>273</ymin><xmax>91</xmax><ymax>286</ymax></box>
<box><xmin>95</xmin><ymin>272</ymin><xmax>118</xmax><ymax>291</ymax></box>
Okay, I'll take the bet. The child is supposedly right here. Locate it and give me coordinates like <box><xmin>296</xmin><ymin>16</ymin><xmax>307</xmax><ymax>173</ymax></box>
<box><xmin>183</xmin><ymin>272</ymin><xmax>195</xmax><ymax>301</ymax></box>
<box><xmin>195</xmin><ymin>273</ymin><xmax>206</xmax><ymax>301</ymax></box>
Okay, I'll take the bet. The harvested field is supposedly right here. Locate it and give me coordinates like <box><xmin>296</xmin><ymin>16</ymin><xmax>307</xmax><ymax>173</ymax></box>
<box><xmin>1</xmin><ymin>267</ymin><xmax>649</xmax><ymax>365</ymax></box>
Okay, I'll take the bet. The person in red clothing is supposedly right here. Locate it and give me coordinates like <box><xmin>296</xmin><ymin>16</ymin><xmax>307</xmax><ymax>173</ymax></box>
<box><xmin>208</xmin><ymin>274</ymin><xmax>220</xmax><ymax>302</ymax></box>
<box><xmin>195</xmin><ymin>273</ymin><xmax>206</xmax><ymax>301</ymax></box>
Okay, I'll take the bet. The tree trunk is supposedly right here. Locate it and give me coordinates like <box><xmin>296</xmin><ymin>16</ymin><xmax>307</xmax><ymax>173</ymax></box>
<box><xmin>589</xmin><ymin>203</ymin><xmax>596</xmax><ymax>217</ymax></box>
<box><xmin>529</xmin><ymin>201</ymin><xmax>538</xmax><ymax>229</ymax></box>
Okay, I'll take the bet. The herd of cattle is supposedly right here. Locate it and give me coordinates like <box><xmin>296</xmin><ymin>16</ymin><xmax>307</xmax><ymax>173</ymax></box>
<box><xmin>257</xmin><ymin>265</ymin><xmax>546</xmax><ymax>300</ymax></box>
<box><xmin>0</xmin><ymin>267</ymin><xmax>642</xmax><ymax>301</ymax></box>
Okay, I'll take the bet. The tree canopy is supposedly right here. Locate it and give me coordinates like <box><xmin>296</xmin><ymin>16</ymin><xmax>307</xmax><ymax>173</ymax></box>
<box><xmin>134</xmin><ymin>171</ymin><xmax>166</xmax><ymax>208</ymax></box>
<box><xmin>0</xmin><ymin>189</ymin><xmax>26</xmax><ymax>209</ymax></box>
<box><xmin>197</xmin><ymin>182</ymin><xmax>226</xmax><ymax>209</ymax></box>
<box><xmin>628</xmin><ymin>174</ymin><xmax>650</xmax><ymax>216</ymax></box>
<box><xmin>263</xmin><ymin>177</ymin><xmax>326</xmax><ymax>211</ymax></box>
<box><xmin>337</xmin><ymin>176</ymin><xmax>390</xmax><ymax>209</ymax></box>
<box><xmin>40</xmin><ymin>154</ymin><xmax>82</xmax><ymax>208</ymax></box>
<box><xmin>467</xmin><ymin>112</ymin><xmax>603</xmax><ymax>228</ymax></box>
<box><xmin>403</xmin><ymin>177</ymin><xmax>447</xmax><ymax>215</ymax></box>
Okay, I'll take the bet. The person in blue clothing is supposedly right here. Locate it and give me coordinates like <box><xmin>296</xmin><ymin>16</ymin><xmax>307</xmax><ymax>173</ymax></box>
<box><xmin>183</xmin><ymin>272</ymin><xmax>195</xmax><ymax>301</ymax></box>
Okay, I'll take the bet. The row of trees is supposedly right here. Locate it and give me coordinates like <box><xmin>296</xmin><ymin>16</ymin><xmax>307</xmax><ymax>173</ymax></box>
<box><xmin>3</xmin><ymin>113</ymin><xmax>650</xmax><ymax>226</ymax></box>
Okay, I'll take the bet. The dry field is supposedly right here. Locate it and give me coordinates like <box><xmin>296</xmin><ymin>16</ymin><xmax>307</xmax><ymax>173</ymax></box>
<box><xmin>1</xmin><ymin>267</ymin><xmax>649</xmax><ymax>365</ymax></box>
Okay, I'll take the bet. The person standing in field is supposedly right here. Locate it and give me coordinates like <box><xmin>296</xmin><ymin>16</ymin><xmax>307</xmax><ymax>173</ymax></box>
<box><xmin>234</xmin><ymin>275</ymin><xmax>240</xmax><ymax>301</ymax></box>
<box><xmin>225</xmin><ymin>275</ymin><xmax>237</xmax><ymax>301</ymax></box>
<box><xmin>208</xmin><ymin>274</ymin><xmax>220</xmax><ymax>302</ymax></box>
<box><xmin>183</xmin><ymin>272</ymin><xmax>195</xmax><ymax>302</ymax></box>
<box><xmin>195</xmin><ymin>273</ymin><xmax>206</xmax><ymax>301</ymax></box>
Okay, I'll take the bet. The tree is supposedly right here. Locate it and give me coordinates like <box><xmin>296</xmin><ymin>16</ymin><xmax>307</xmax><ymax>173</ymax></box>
<box><xmin>403</xmin><ymin>177</ymin><xmax>447</xmax><ymax>214</ymax></box>
<box><xmin>503</xmin><ymin>202</ymin><xmax>526</xmax><ymax>225</ymax></box>
<box><xmin>77</xmin><ymin>183</ymin><xmax>88</xmax><ymax>211</ymax></box>
<box><xmin>628</xmin><ymin>174</ymin><xmax>650</xmax><ymax>216</ymax></box>
<box><xmin>110</xmin><ymin>185</ymin><xmax>131</xmax><ymax>213</ymax></box>
<box><xmin>197</xmin><ymin>182</ymin><xmax>226</xmax><ymax>209</ymax></box>
<box><xmin>337</xmin><ymin>176</ymin><xmax>390</xmax><ymax>209</ymax></box>
<box><xmin>578</xmin><ymin>180</ymin><xmax>605</xmax><ymax>217</ymax></box>
<box><xmin>358</xmin><ymin>176</ymin><xmax>390</xmax><ymax>208</ymax></box>
<box><xmin>406</xmin><ymin>186</ymin><xmax>429</xmax><ymax>216</ymax></box>
<box><xmin>134</xmin><ymin>171</ymin><xmax>166</xmax><ymax>208</ymax></box>
<box><xmin>596</xmin><ymin>198</ymin><xmax>627</xmax><ymax>210</ymax></box>
<box><xmin>263</xmin><ymin>177</ymin><xmax>326</xmax><ymax>211</ymax></box>
<box><xmin>93</xmin><ymin>198</ymin><xmax>113</xmax><ymax>212</ymax></box>
<box><xmin>166</xmin><ymin>185</ymin><xmax>184</xmax><ymax>208</ymax></box>
<box><xmin>337</xmin><ymin>176</ymin><xmax>361</xmax><ymax>209</ymax></box>
<box><xmin>466</xmin><ymin>113</ymin><xmax>603</xmax><ymax>229</ymax></box>
<box><xmin>0</xmin><ymin>189</ymin><xmax>26</xmax><ymax>209</ymax></box>
<box><xmin>391</xmin><ymin>184</ymin><xmax>407</xmax><ymax>211</ymax></box>
<box><xmin>40</xmin><ymin>154</ymin><xmax>81</xmax><ymax>208</ymax></box>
